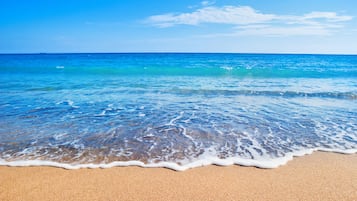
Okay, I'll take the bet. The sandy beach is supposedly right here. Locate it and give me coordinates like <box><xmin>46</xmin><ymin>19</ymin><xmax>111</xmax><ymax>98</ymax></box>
<box><xmin>0</xmin><ymin>152</ymin><xmax>356</xmax><ymax>201</ymax></box>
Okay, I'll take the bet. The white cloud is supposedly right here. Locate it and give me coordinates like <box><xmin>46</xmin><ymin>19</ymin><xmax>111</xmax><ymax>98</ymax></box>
<box><xmin>303</xmin><ymin>12</ymin><xmax>352</xmax><ymax>22</ymax></box>
<box><xmin>235</xmin><ymin>25</ymin><xmax>332</xmax><ymax>36</ymax></box>
<box><xmin>200</xmin><ymin>25</ymin><xmax>332</xmax><ymax>37</ymax></box>
<box><xmin>201</xmin><ymin>1</ymin><xmax>215</xmax><ymax>6</ymax></box>
<box><xmin>148</xmin><ymin>6</ymin><xmax>275</xmax><ymax>27</ymax></box>
<box><xmin>146</xmin><ymin>5</ymin><xmax>353</xmax><ymax>36</ymax></box>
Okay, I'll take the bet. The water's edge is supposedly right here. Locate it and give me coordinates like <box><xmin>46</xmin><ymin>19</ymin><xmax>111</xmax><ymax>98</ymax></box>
<box><xmin>1</xmin><ymin>148</ymin><xmax>356</xmax><ymax>171</ymax></box>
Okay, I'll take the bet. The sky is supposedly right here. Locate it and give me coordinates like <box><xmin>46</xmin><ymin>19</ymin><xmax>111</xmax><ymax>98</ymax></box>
<box><xmin>0</xmin><ymin>0</ymin><xmax>357</xmax><ymax>54</ymax></box>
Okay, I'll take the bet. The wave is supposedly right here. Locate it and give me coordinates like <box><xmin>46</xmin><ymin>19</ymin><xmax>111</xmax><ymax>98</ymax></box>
<box><xmin>167</xmin><ymin>89</ymin><xmax>357</xmax><ymax>100</ymax></box>
<box><xmin>1</xmin><ymin>148</ymin><xmax>356</xmax><ymax>171</ymax></box>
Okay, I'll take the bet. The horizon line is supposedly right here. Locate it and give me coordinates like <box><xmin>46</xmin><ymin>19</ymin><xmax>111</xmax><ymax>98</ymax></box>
<box><xmin>0</xmin><ymin>52</ymin><xmax>357</xmax><ymax>56</ymax></box>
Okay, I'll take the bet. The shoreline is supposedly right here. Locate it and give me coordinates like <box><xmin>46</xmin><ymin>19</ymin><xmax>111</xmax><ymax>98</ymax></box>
<box><xmin>1</xmin><ymin>152</ymin><xmax>356</xmax><ymax>201</ymax></box>
<box><xmin>2</xmin><ymin>148</ymin><xmax>356</xmax><ymax>171</ymax></box>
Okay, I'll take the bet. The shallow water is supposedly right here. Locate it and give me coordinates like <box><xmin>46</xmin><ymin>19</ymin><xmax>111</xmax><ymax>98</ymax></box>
<box><xmin>0</xmin><ymin>53</ymin><xmax>356</xmax><ymax>170</ymax></box>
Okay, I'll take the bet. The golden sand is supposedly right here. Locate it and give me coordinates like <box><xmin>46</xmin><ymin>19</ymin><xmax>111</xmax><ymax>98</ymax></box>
<box><xmin>1</xmin><ymin>152</ymin><xmax>356</xmax><ymax>201</ymax></box>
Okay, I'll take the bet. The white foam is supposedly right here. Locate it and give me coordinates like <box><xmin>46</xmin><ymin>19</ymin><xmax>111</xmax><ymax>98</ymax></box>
<box><xmin>56</xmin><ymin>100</ymin><xmax>79</xmax><ymax>108</ymax></box>
<box><xmin>167</xmin><ymin>112</ymin><xmax>184</xmax><ymax>125</ymax></box>
<box><xmin>0</xmin><ymin>148</ymin><xmax>356</xmax><ymax>171</ymax></box>
<box><xmin>220</xmin><ymin>66</ymin><xmax>233</xmax><ymax>71</ymax></box>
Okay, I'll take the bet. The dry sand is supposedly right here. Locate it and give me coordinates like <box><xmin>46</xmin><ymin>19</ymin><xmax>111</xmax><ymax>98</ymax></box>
<box><xmin>1</xmin><ymin>152</ymin><xmax>356</xmax><ymax>201</ymax></box>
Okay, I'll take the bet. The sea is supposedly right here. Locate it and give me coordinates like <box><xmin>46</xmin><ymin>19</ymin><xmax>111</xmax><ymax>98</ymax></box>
<box><xmin>0</xmin><ymin>53</ymin><xmax>356</xmax><ymax>171</ymax></box>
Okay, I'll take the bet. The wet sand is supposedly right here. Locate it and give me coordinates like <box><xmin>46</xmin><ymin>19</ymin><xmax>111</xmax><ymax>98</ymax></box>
<box><xmin>1</xmin><ymin>152</ymin><xmax>356</xmax><ymax>201</ymax></box>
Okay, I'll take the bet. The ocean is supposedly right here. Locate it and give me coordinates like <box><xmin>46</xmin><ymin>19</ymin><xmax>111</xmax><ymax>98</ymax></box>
<box><xmin>0</xmin><ymin>53</ymin><xmax>356</xmax><ymax>170</ymax></box>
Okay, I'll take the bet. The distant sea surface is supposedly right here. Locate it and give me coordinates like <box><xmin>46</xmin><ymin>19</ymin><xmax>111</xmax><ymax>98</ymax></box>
<box><xmin>0</xmin><ymin>53</ymin><xmax>356</xmax><ymax>170</ymax></box>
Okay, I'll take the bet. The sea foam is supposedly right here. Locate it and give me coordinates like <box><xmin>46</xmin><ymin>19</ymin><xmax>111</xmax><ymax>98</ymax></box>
<box><xmin>1</xmin><ymin>148</ymin><xmax>356</xmax><ymax>171</ymax></box>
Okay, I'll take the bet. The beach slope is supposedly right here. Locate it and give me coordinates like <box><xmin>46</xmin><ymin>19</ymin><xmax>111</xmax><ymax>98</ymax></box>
<box><xmin>1</xmin><ymin>152</ymin><xmax>356</xmax><ymax>201</ymax></box>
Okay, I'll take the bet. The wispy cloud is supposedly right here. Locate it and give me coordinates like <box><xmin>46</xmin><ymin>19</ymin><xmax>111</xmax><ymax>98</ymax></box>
<box><xmin>146</xmin><ymin>4</ymin><xmax>353</xmax><ymax>36</ymax></box>
<box><xmin>148</xmin><ymin>6</ymin><xmax>275</xmax><ymax>27</ymax></box>
<box><xmin>200</xmin><ymin>1</ymin><xmax>215</xmax><ymax>7</ymax></box>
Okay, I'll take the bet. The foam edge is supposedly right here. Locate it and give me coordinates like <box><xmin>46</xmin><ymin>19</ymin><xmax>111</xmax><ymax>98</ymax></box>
<box><xmin>0</xmin><ymin>148</ymin><xmax>356</xmax><ymax>171</ymax></box>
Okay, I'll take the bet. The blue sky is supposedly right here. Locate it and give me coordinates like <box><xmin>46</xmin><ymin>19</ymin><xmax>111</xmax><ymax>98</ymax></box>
<box><xmin>0</xmin><ymin>0</ymin><xmax>356</xmax><ymax>53</ymax></box>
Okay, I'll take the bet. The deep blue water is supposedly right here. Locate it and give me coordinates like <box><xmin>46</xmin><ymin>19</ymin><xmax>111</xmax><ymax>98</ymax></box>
<box><xmin>0</xmin><ymin>53</ymin><xmax>356</xmax><ymax>170</ymax></box>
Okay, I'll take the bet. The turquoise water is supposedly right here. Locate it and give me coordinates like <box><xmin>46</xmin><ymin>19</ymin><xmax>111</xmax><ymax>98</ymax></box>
<box><xmin>0</xmin><ymin>53</ymin><xmax>356</xmax><ymax>170</ymax></box>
